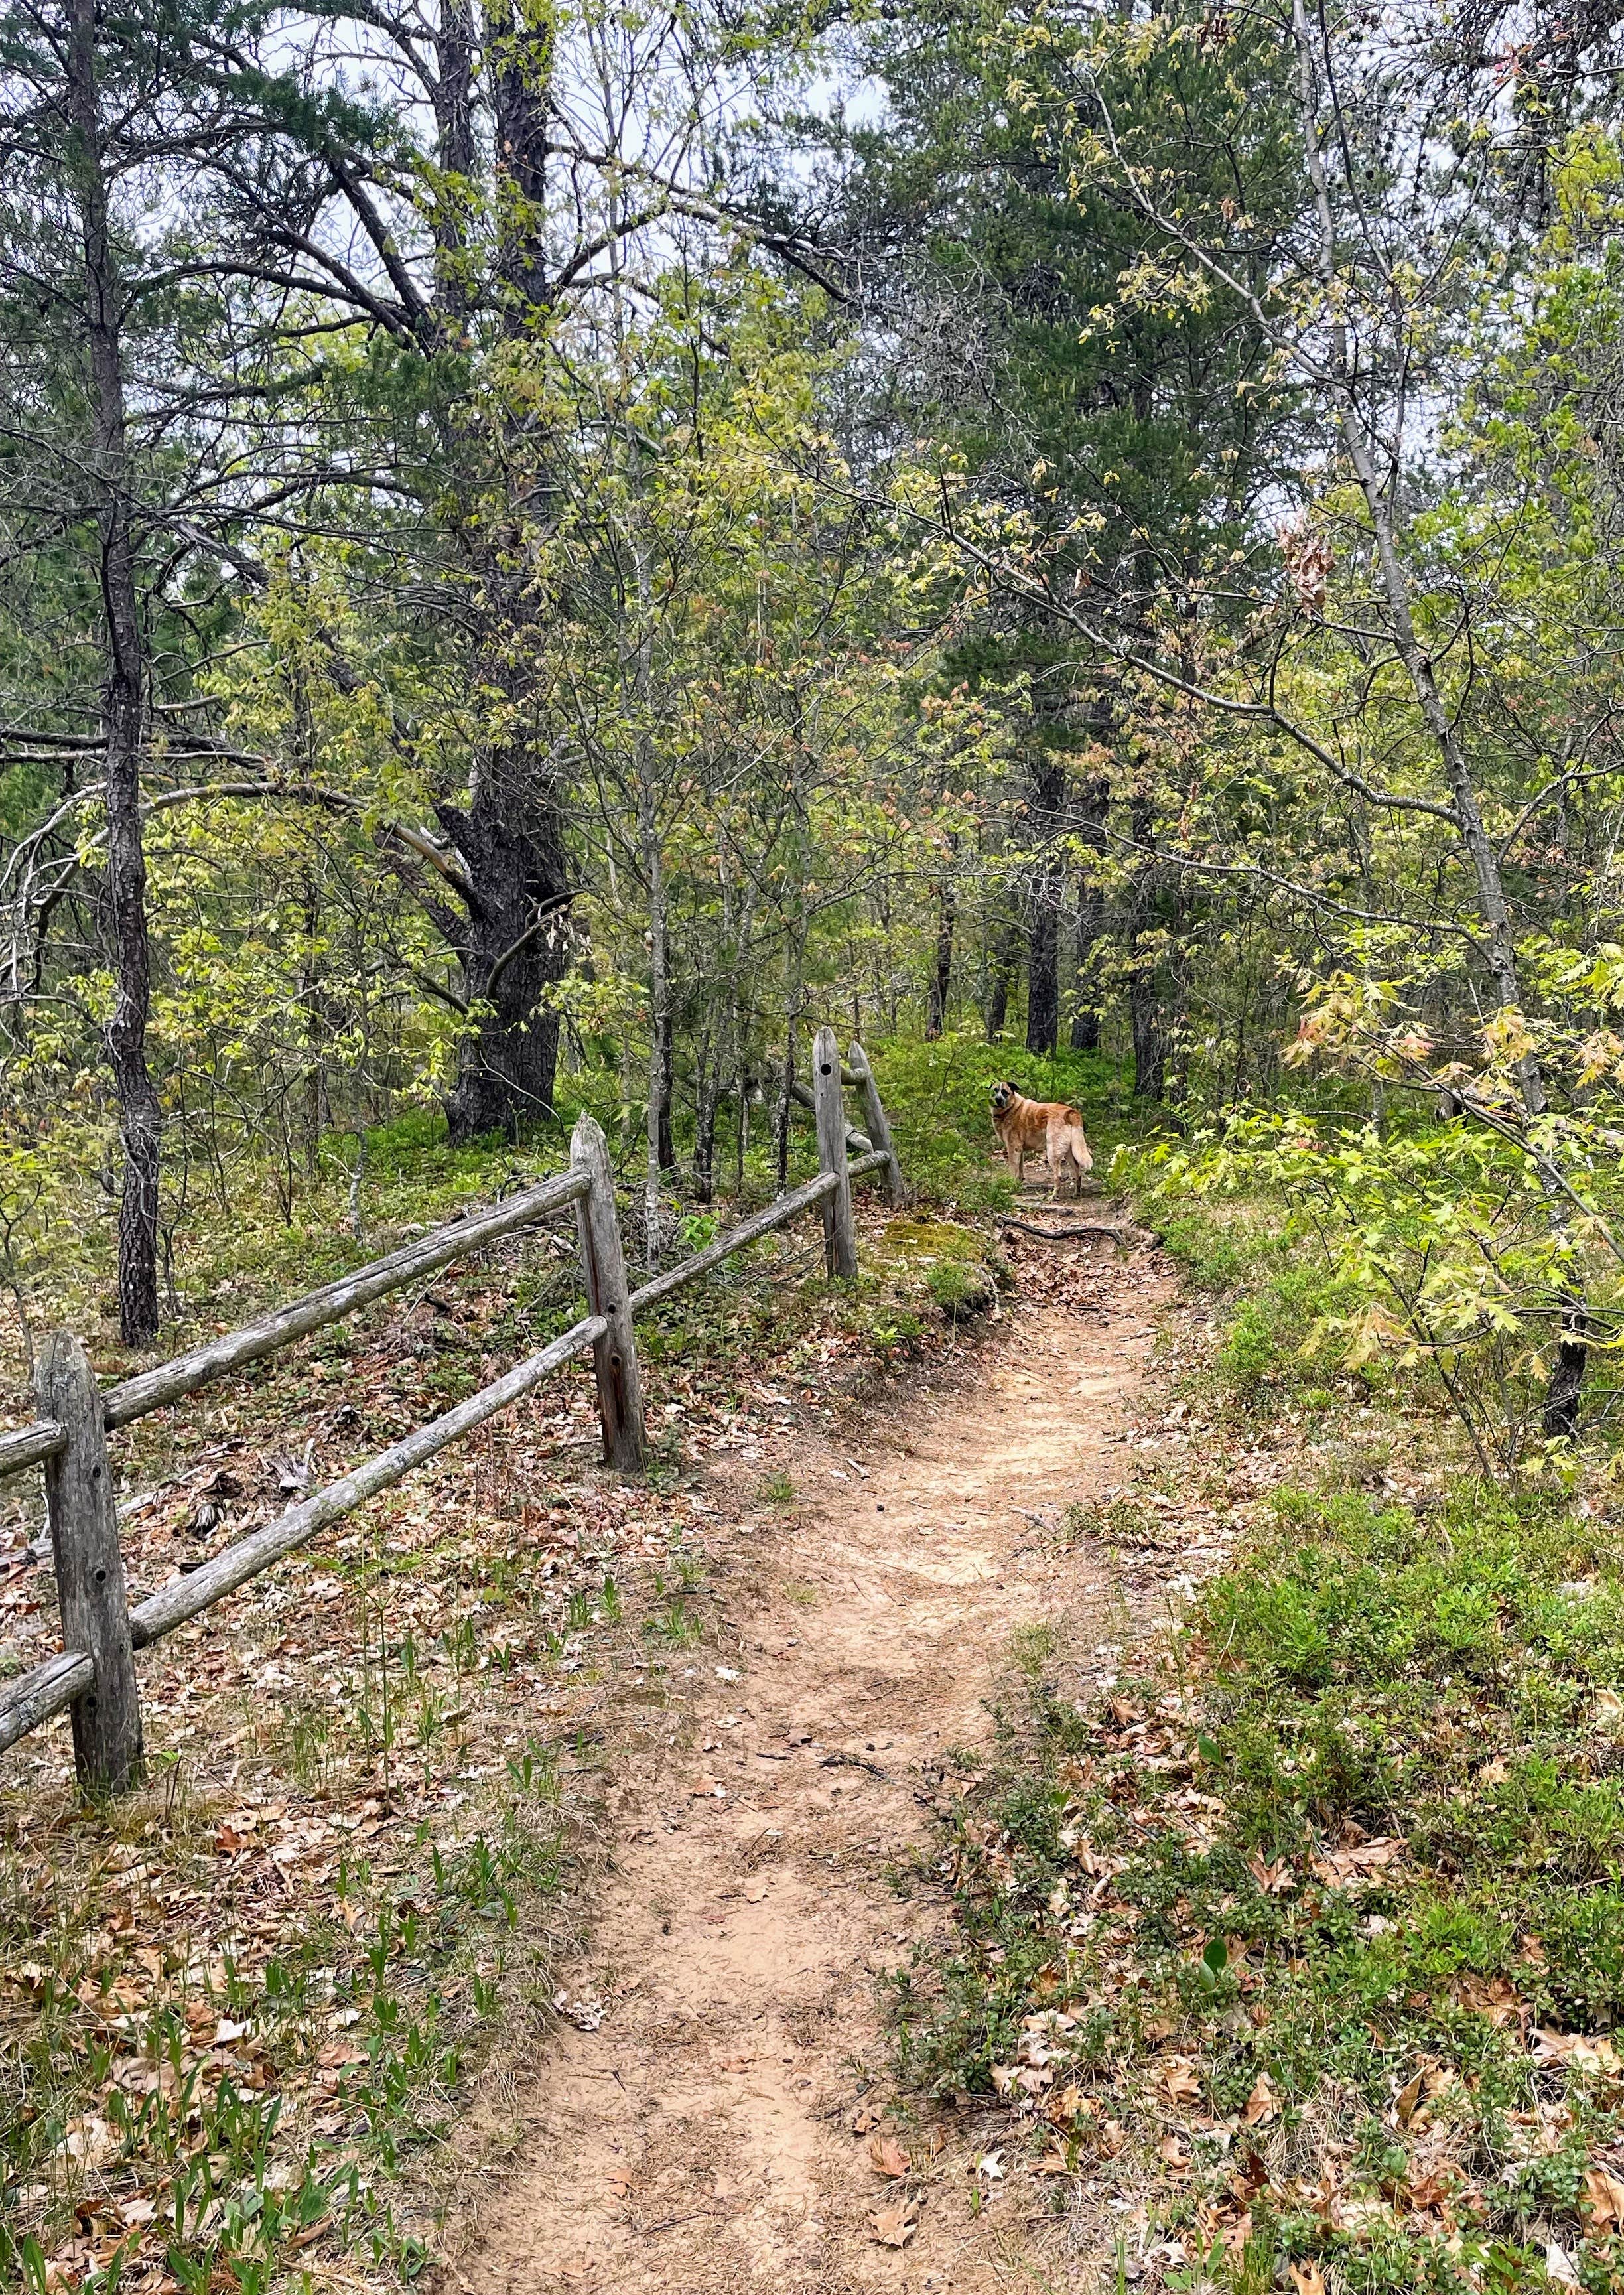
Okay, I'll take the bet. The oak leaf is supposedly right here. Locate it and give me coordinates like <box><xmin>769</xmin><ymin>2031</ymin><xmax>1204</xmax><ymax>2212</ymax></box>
<box><xmin>868</xmin><ymin>2136</ymin><xmax>910</xmax><ymax>2179</ymax></box>
<box><xmin>867</xmin><ymin>2197</ymin><xmax>918</xmax><ymax>2248</ymax></box>
<box><xmin>1583</xmin><ymin>2163</ymin><xmax>1624</xmax><ymax>2231</ymax></box>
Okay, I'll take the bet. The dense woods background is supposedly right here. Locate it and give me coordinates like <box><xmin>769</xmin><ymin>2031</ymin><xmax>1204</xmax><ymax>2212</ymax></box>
<box><xmin>7</xmin><ymin>0</ymin><xmax>1624</xmax><ymax>1461</ymax></box>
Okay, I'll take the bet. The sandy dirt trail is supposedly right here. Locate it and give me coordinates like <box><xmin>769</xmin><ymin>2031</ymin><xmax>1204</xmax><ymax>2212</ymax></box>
<box><xmin>450</xmin><ymin>1231</ymin><xmax>1170</xmax><ymax>2295</ymax></box>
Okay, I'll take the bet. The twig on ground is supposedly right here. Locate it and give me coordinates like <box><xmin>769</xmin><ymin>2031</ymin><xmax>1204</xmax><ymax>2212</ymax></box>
<box><xmin>1000</xmin><ymin>1217</ymin><xmax>1135</xmax><ymax>1248</ymax></box>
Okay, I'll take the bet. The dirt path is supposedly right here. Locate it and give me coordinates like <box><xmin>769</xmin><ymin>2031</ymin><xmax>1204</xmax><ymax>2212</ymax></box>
<box><xmin>450</xmin><ymin>1231</ymin><xmax>1170</xmax><ymax>2295</ymax></box>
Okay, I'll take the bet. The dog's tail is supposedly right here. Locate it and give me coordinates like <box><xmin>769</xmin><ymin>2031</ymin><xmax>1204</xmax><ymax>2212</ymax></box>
<box><xmin>1065</xmin><ymin>1111</ymin><xmax>1094</xmax><ymax>1174</ymax></box>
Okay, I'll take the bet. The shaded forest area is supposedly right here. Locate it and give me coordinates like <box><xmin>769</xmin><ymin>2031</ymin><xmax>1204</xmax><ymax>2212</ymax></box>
<box><xmin>4</xmin><ymin>0</ymin><xmax>1624</xmax><ymax>1470</ymax></box>
<box><xmin>15</xmin><ymin>0</ymin><xmax>1624</xmax><ymax>2286</ymax></box>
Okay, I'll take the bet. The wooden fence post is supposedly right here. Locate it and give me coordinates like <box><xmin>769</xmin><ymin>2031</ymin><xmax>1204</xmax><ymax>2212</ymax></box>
<box><xmin>36</xmin><ymin>1330</ymin><xmax>143</xmax><ymax>1792</ymax></box>
<box><xmin>570</xmin><ymin>1116</ymin><xmax>647</xmax><ymax>1472</ymax></box>
<box><xmin>845</xmin><ymin>1041</ymin><xmax>904</xmax><ymax>1208</ymax></box>
<box><xmin>812</xmin><ymin>1025</ymin><xmax>858</xmax><ymax>1278</ymax></box>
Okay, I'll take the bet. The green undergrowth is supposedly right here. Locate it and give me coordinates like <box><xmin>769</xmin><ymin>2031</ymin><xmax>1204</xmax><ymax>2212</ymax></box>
<box><xmin>864</xmin><ymin>1030</ymin><xmax>1133</xmax><ymax>1212</ymax></box>
<box><xmin>1</xmin><ymin>1034</ymin><xmax>1063</xmax><ymax>2292</ymax></box>
<box><xmin>1</xmin><ymin>1027</ymin><xmax>1116</xmax><ymax>1411</ymax></box>
<box><xmin>896</xmin><ymin>1195</ymin><xmax>1624</xmax><ymax>2293</ymax></box>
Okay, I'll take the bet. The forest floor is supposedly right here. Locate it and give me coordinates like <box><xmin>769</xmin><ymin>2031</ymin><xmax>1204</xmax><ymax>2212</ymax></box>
<box><xmin>437</xmin><ymin>1202</ymin><xmax>1184</xmax><ymax>2295</ymax></box>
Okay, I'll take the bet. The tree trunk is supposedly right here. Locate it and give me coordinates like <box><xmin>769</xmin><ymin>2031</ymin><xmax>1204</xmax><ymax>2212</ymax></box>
<box><xmin>925</xmin><ymin>867</ymin><xmax>955</xmax><ymax>1041</ymax></box>
<box><xmin>488</xmin><ymin>0</ymin><xmax>553</xmax><ymax>324</ymax></box>
<box><xmin>694</xmin><ymin>1022</ymin><xmax>719</xmax><ymax>1205</ymax></box>
<box><xmin>1027</xmin><ymin>894</ymin><xmax>1059</xmax><ymax>1056</ymax></box>
<box><xmin>776</xmin><ymin>1026</ymin><xmax>795</xmax><ymax>1192</ymax></box>
<box><xmin>643</xmin><ymin>823</ymin><xmax>669</xmax><ymax>1259</ymax></box>
<box><xmin>1128</xmin><ymin>793</ymin><xmax>1166</xmax><ymax>1101</ymax></box>
<box><xmin>1070</xmin><ymin>775</ymin><xmax>1109</xmax><ymax>1052</ymax></box>
<box><xmin>1025</xmin><ymin>752</ymin><xmax>1066</xmax><ymax>1057</ymax></box>
<box><xmin>69</xmin><ymin>0</ymin><xmax>161</xmax><ymax>1346</ymax></box>
<box><xmin>439</xmin><ymin>757</ymin><xmax>569</xmax><ymax>1142</ymax></box>
<box><xmin>657</xmin><ymin>1001</ymin><xmax>676</xmax><ymax>1174</ymax></box>
<box><xmin>431</xmin><ymin>0</ymin><xmax>570</xmax><ymax>1143</ymax></box>
<box><xmin>430</xmin><ymin>0</ymin><xmax>478</xmax><ymax>319</ymax></box>
<box><xmin>986</xmin><ymin>918</ymin><xmax>1018</xmax><ymax>1040</ymax></box>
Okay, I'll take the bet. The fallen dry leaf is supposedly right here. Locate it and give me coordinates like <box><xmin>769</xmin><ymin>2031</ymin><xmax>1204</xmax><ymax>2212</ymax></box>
<box><xmin>1242</xmin><ymin>2073</ymin><xmax>1279</xmax><ymax>2128</ymax></box>
<box><xmin>1247</xmin><ymin>1851</ymin><xmax>1295</xmax><ymax>1895</ymax></box>
<box><xmin>1158</xmin><ymin>2132</ymin><xmax>1191</xmax><ymax>2171</ymax></box>
<box><xmin>868</xmin><ymin>2135</ymin><xmax>910</xmax><ymax>2179</ymax></box>
<box><xmin>1452</xmin><ymin>1973</ymin><xmax>1524</xmax><ymax>2026</ymax></box>
<box><xmin>1535</xmin><ymin>2028</ymin><xmax>1622</xmax><ymax>2076</ymax></box>
<box><xmin>867</xmin><ymin>2196</ymin><xmax>918</xmax><ymax>2248</ymax></box>
<box><xmin>1288</xmin><ymin>2265</ymin><xmax>1325</xmax><ymax>2295</ymax></box>
<box><xmin>1584</xmin><ymin>2162</ymin><xmax>1624</xmax><ymax>2231</ymax></box>
<box><xmin>1157</xmin><ymin>2056</ymin><xmax>1203</xmax><ymax>2107</ymax></box>
<box><xmin>1394</xmin><ymin>2071</ymin><xmax>1424</xmax><ymax>2127</ymax></box>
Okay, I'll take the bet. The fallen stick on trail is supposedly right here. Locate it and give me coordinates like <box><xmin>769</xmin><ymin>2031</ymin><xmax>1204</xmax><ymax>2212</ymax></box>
<box><xmin>999</xmin><ymin>1217</ymin><xmax>1137</xmax><ymax>1248</ymax></box>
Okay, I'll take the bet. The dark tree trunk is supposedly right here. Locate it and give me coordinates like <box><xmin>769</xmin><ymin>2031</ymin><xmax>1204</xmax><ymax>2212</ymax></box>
<box><xmin>1544</xmin><ymin>1312</ymin><xmax>1587</xmax><ymax>1442</ymax></box>
<box><xmin>429</xmin><ymin>0</ymin><xmax>478</xmax><ymax>318</ymax></box>
<box><xmin>1025</xmin><ymin>752</ymin><xmax>1067</xmax><ymax>1057</ymax></box>
<box><xmin>1069</xmin><ymin>774</ymin><xmax>1109</xmax><ymax>1052</ymax></box>
<box><xmin>70</xmin><ymin>0</ymin><xmax>161</xmax><ymax>1345</ymax></box>
<box><xmin>776</xmin><ymin>1028</ymin><xmax>794</xmax><ymax>1192</ymax></box>
<box><xmin>1130</xmin><ymin>969</ymin><xmax>1166</xmax><ymax>1101</ymax></box>
<box><xmin>1027</xmin><ymin>894</ymin><xmax>1059</xmax><ymax>1055</ymax></box>
<box><xmin>693</xmin><ymin>1026</ymin><xmax>719</xmax><ymax>1205</ymax></box>
<box><xmin>1128</xmin><ymin>792</ymin><xmax>1179</xmax><ymax>1101</ymax></box>
<box><xmin>925</xmin><ymin>872</ymin><xmax>955</xmax><ymax>1040</ymax></box>
<box><xmin>986</xmin><ymin>919</ymin><xmax>1018</xmax><ymax>1040</ymax></box>
<box><xmin>437</xmin><ymin>756</ymin><xmax>569</xmax><ymax>1141</ymax></box>
<box><xmin>488</xmin><ymin>0</ymin><xmax>553</xmax><ymax>322</ymax></box>
<box><xmin>427</xmin><ymin>0</ymin><xmax>571</xmax><ymax>1145</ymax></box>
<box><xmin>656</xmin><ymin>1002</ymin><xmax>676</xmax><ymax>1173</ymax></box>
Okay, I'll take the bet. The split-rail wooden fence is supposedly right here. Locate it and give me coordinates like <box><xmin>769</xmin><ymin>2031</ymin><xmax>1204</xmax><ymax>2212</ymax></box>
<box><xmin>0</xmin><ymin>1028</ymin><xmax>903</xmax><ymax>1793</ymax></box>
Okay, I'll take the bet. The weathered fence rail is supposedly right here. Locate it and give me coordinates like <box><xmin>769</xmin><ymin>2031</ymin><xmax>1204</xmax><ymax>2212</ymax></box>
<box><xmin>0</xmin><ymin>1032</ymin><xmax>903</xmax><ymax>1790</ymax></box>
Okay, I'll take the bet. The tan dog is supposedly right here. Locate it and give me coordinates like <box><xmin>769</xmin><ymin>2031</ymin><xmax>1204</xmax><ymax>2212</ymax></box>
<box><xmin>990</xmin><ymin>1079</ymin><xmax>1093</xmax><ymax>1199</ymax></box>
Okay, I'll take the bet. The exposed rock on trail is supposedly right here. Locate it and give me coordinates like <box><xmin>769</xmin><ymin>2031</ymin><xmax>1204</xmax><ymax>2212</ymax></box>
<box><xmin>447</xmin><ymin>1229</ymin><xmax>1173</xmax><ymax>2295</ymax></box>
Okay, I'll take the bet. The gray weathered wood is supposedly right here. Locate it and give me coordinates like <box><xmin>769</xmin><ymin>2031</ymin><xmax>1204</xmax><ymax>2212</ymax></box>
<box><xmin>129</xmin><ymin>1314</ymin><xmax>605</xmax><ymax>1649</ymax></box>
<box><xmin>569</xmin><ymin>1117</ymin><xmax>647</xmax><ymax>1472</ymax></box>
<box><xmin>0</xmin><ymin>1417</ymin><xmax>67</xmax><ymax>1480</ymax></box>
<box><xmin>767</xmin><ymin>1064</ymin><xmax>870</xmax><ymax>1156</ymax></box>
<box><xmin>812</xmin><ymin>1026</ymin><xmax>858</xmax><ymax>1279</ymax></box>
<box><xmin>103</xmin><ymin>1168</ymin><xmax>589</xmax><ymax>1430</ymax></box>
<box><xmin>629</xmin><ymin>1170</ymin><xmax>839</xmax><ymax>1315</ymax></box>
<box><xmin>0</xmin><ymin>1650</ymin><xmax>96</xmax><ymax>1757</ymax></box>
<box><xmin>37</xmin><ymin>1331</ymin><xmax>143</xmax><ymax>1791</ymax></box>
<box><xmin>845</xmin><ymin>1042</ymin><xmax>904</xmax><ymax>1208</ymax></box>
<box><xmin>4</xmin><ymin>1119</ymin><xmax>908</xmax><ymax>1768</ymax></box>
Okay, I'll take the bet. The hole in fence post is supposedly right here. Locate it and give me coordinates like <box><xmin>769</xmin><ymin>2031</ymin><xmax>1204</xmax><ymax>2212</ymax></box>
<box><xmin>811</xmin><ymin>1026</ymin><xmax>858</xmax><ymax>1280</ymax></box>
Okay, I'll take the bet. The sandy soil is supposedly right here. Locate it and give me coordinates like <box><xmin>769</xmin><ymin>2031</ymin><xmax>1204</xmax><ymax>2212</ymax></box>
<box><xmin>444</xmin><ymin>1219</ymin><xmax>1172</xmax><ymax>2295</ymax></box>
